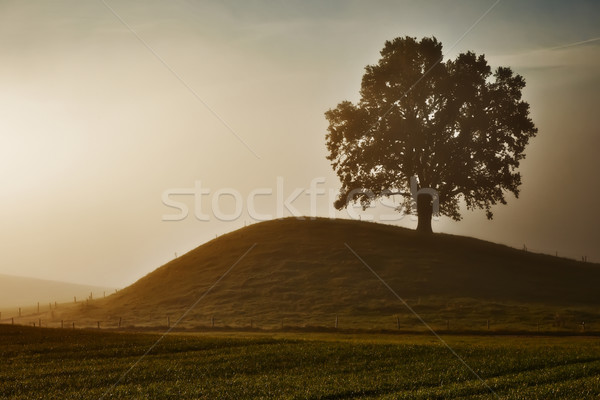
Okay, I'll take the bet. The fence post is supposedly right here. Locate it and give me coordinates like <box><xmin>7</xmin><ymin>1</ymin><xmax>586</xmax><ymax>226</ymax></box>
<box><xmin>396</xmin><ymin>316</ymin><xmax>400</xmax><ymax>329</ymax></box>
<box><xmin>37</xmin><ymin>302</ymin><xmax>39</xmax><ymax>313</ymax></box>
<box><xmin>74</xmin><ymin>296</ymin><xmax>76</xmax><ymax>303</ymax></box>
<box><xmin>19</xmin><ymin>307</ymin><xmax>21</xmax><ymax>317</ymax></box>
<box><xmin>72</xmin><ymin>322</ymin><xmax>75</xmax><ymax>329</ymax></box>
<box><xmin>97</xmin><ymin>321</ymin><xmax>100</xmax><ymax>329</ymax></box>
<box><xmin>335</xmin><ymin>315</ymin><xmax>338</xmax><ymax>329</ymax></box>
<box><xmin>119</xmin><ymin>317</ymin><xmax>122</xmax><ymax>329</ymax></box>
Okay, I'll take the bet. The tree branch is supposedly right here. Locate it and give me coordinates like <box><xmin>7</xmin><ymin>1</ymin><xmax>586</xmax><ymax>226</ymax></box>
<box><xmin>384</xmin><ymin>191</ymin><xmax>412</xmax><ymax>197</ymax></box>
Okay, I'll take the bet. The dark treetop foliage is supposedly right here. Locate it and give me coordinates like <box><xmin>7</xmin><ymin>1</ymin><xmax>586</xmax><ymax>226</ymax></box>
<box><xmin>325</xmin><ymin>36</ymin><xmax>537</xmax><ymax>230</ymax></box>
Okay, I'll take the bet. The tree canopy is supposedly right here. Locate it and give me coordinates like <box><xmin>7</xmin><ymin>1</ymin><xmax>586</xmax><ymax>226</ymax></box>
<box><xmin>325</xmin><ymin>36</ymin><xmax>538</xmax><ymax>233</ymax></box>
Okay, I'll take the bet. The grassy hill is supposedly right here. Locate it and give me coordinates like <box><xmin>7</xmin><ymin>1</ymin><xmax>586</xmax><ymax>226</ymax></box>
<box><xmin>52</xmin><ymin>218</ymin><xmax>600</xmax><ymax>332</ymax></box>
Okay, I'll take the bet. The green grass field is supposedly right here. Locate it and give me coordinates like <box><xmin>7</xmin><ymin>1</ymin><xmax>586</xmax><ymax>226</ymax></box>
<box><xmin>2</xmin><ymin>325</ymin><xmax>600</xmax><ymax>399</ymax></box>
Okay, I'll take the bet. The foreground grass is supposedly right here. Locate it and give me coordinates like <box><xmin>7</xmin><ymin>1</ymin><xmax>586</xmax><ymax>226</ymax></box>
<box><xmin>1</xmin><ymin>325</ymin><xmax>600</xmax><ymax>399</ymax></box>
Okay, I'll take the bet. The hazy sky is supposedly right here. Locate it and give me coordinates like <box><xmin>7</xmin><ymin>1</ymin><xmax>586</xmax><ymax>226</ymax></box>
<box><xmin>1</xmin><ymin>0</ymin><xmax>599</xmax><ymax>287</ymax></box>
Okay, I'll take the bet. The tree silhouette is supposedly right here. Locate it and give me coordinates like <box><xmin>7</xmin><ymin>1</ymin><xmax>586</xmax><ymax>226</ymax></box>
<box><xmin>325</xmin><ymin>36</ymin><xmax>538</xmax><ymax>233</ymax></box>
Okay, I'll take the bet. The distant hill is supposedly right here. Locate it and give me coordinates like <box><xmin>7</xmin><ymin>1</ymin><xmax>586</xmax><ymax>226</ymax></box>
<box><xmin>0</xmin><ymin>274</ymin><xmax>115</xmax><ymax>309</ymax></box>
<box><xmin>58</xmin><ymin>218</ymin><xmax>600</xmax><ymax>332</ymax></box>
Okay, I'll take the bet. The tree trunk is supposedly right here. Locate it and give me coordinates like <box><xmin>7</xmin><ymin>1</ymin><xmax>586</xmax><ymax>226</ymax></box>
<box><xmin>416</xmin><ymin>193</ymin><xmax>433</xmax><ymax>234</ymax></box>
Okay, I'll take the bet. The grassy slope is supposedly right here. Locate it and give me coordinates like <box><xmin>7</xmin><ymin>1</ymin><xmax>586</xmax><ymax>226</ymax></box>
<box><xmin>54</xmin><ymin>218</ymin><xmax>600</xmax><ymax>331</ymax></box>
<box><xmin>1</xmin><ymin>325</ymin><xmax>600</xmax><ymax>399</ymax></box>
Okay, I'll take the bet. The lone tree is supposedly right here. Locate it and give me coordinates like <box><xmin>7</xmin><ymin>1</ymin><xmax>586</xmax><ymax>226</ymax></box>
<box><xmin>325</xmin><ymin>36</ymin><xmax>537</xmax><ymax>233</ymax></box>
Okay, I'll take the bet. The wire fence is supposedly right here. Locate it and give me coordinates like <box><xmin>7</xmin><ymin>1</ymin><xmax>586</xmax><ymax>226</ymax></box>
<box><xmin>1</xmin><ymin>310</ymin><xmax>597</xmax><ymax>335</ymax></box>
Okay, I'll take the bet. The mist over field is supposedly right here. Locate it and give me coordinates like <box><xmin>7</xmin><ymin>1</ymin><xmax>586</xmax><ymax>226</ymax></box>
<box><xmin>0</xmin><ymin>273</ymin><xmax>114</xmax><ymax>308</ymax></box>
<box><xmin>1</xmin><ymin>1</ymin><xmax>600</xmax><ymax>399</ymax></box>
